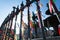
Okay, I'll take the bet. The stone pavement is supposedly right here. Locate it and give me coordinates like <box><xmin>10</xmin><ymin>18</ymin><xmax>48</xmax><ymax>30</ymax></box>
<box><xmin>31</xmin><ymin>36</ymin><xmax>60</xmax><ymax>40</ymax></box>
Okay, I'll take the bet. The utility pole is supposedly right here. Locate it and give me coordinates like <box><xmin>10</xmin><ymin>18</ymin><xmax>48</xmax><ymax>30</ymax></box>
<box><xmin>36</xmin><ymin>0</ymin><xmax>46</xmax><ymax>40</ymax></box>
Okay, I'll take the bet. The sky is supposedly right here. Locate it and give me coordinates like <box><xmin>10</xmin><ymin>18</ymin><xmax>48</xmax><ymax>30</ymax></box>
<box><xmin>0</xmin><ymin>0</ymin><xmax>60</xmax><ymax>27</ymax></box>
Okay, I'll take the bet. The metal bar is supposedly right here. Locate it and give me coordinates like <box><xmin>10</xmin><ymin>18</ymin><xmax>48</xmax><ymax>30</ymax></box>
<box><xmin>19</xmin><ymin>2</ymin><xmax>24</xmax><ymax>40</ymax></box>
<box><xmin>20</xmin><ymin>11</ymin><xmax>23</xmax><ymax>40</ymax></box>
<box><xmin>36</xmin><ymin>1</ymin><xmax>46</xmax><ymax>40</ymax></box>
<box><xmin>28</xmin><ymin>6</ymin><xmax>30</xmax><ymax>40</ymax></box>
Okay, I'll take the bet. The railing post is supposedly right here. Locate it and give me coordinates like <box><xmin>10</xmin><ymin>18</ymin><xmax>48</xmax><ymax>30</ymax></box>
<box><xmin>36</xmin><ymin>0</ymin><xmax>46</xmax><ymax>40</ymax></box>
<box><xmin>14</xmin><ymin>6</ymin><xmax>19</xmax><ymax>40</ymax></box>
<box><xmin>26</xmin><ymin>0</ymin><xmax>31</xmax><ymax>40</ymax></box>
<box><xmin>19</xmin><ymin>1</ymin><xmax>24</xmax><ymax>40</ymax></box>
